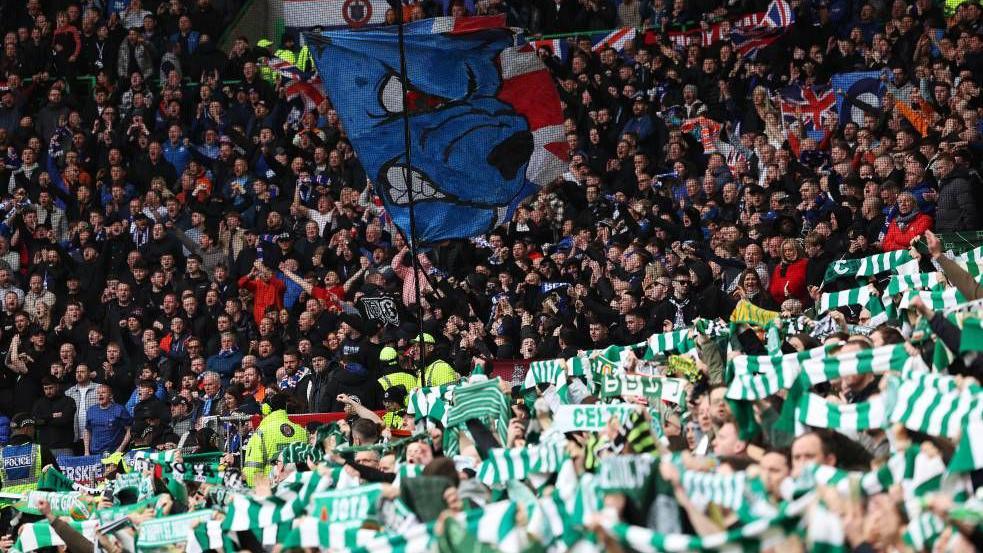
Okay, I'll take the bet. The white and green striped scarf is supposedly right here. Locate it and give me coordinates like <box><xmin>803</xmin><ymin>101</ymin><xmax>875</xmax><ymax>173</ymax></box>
<box><xmin>883</xmin><ymin>272</ymin><xmax>943</xmax><ymax>296</ymax></box>
<box><xmin>407</xmin><ymin>386</ymin><xmax>451</xmax><ymax>428</ymax></box>
<box><xmin>679</xmin><ymin>469</ymin><xmax>773</xmax><ymax>520</ymax></box>
<box><xmin>889</xmin><ymin>377</ymin><xmax>983</xmax><ymax>439</ymax></box>
<box><xmin>805</xmin><ymin>502</ymin><xmax>848</xmax><ymax>553</ymax></box>
<box><xmin>903</xmin><ymin>512</ymin><xmax>947</xmax><ymax>551</ymax></box>
<box><xmin>442</xmin><ymin>378</ymin><xmax>510</xmax><ymax>455</ymax></box>
<box><xmin>727</xmin><ymin>343</ymin><xmax>908</xmax><ymax>401</ymax></box>
<box><xmin>524</xmin><ymin>359</ymin><xmax>567</xmax><ymax>390</ymax></box>
<box><xmin>280</xmin><ymin>518</ymin><xmax>377</xmax><ymax>550</ymax></box>
<box><xmin>818</xmin><ymin>285</ymin><xmax>887</xmax><ymax>324</ymax></box>
<box><xmin>477</xmin><ymin>442</ymin><xmax>567</xmax><ymax>487</ymax></box>
<box><xmin>606</xmin><ymin>492</ymin><xmax>813</xmax><ymax>552</ymax></box>
<box><xmin>950</xmin><ymin>420</ymin><xmax>983</xmax><ymax>473</ymax></box>
<box><xmin>898</xmin><ymin>288</ymin><xmax>968</xmax><ymax>312</ymax></box>
<box><xmin>186</xmin><ymin>519</ymin><xmax>233</xmax><ymax>553</ymax></box>
<box><xmin>956</xmin><ymin>244</ymin><xmax>983</xmax><ymax>263</ymax></box>
<box><xmin>11</xmin><ymin>520</ymin><xmax>97</xmax><ymax>553</ymax></box>
<box><xmin>728</xmin><ymin>344</ymin><xmax>835</xmax><ymax>378</ymax></box>
<box><xmin>644</xmin><ymin>329</ymin><xmax>692</xmax><ymax>358</ymax></box>
<box><xmin>824</xmin><ymin>250</ymin><xmax>913</xmax><ymax>283</ymax></box>
<box><xmin>796</xmin><ymin>393</ymin><xmax>888</xmax><ymax>433</ymax></box>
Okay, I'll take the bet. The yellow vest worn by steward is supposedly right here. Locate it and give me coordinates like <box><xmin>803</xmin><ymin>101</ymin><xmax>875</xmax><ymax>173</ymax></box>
<box><xmin>418</xmin><ymin>359</ymin><xmax>459</xmax><ymax>389</ymax></box>
<box><xmin>0</xmin><ymin>443</ymin><xmax>42</xmax><ymax>493</ymax></box>
<box><xmin>273</xmin><ymin>48</ymin><xmax>297</xmax><ymax>65</ymax></box>
<box><xmin>242</xmin><ymin>409</ymin><xmax>307</xmax><ymax>486</ymax></box>
<box><xmin>377</xmin><ymin>371</ymin><xmax>417</xmax><ymax>394</ymax></box>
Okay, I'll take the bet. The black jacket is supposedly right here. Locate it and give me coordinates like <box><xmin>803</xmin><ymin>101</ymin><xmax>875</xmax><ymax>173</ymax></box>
<box><xmin>297</xmin><ymin>369</ymin><xmax>333</xmax><ymax>414</ymax></box>
<box><xmin>319</xmin><ymin>364</ymin><xmax>384</xmax><ymax>412</ymax></box>
<box><xmin>32</xmin><ymin>393</ymin><xmax>77</xmax><ymax>450</ymax></box>
<box><xmin>132</xmin><ymin>397</ymin><xmax>171</xmax><ymax>436</ymax></box>
<box><xmin>936</xmin><ymin>168</ymin><xmax>982</xmax><ymax>232</ymax></box>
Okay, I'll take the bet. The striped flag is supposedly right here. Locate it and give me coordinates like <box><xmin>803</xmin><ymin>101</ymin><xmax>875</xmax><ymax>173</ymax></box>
<box><xmin>591</xmin><ymin>27</ymin><xmax>636</xmax><ymax>52</ymax></box>
<box><xmin>823</xmin><ymin>250</ymin><xmax>914</xmax><ymax>284</ymax></box>
<box><xmin>796</xmin><ymin>393</ymin><xmax>887</xmax><ymax>432</ymax></box>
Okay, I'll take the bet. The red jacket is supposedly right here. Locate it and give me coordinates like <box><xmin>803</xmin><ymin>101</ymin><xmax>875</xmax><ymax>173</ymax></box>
<box><xmin>882</xmin><ymin>213</ymin><xmax>933</xmax><ymax>252</ymax></box>
<box><xmin>238</xmin><ymin>274</ymin><xmax>286</xmax><ymax>324</ymax></box>
<box><xmin>769</xmin><ymin>258</ymin><xmax>809</xmax><ymax>305</ymax></box>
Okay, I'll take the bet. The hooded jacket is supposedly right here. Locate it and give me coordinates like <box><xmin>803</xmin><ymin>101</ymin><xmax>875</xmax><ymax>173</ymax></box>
<box><xmin>320</xmin><ymin>362</ymin><xmax>383</xmax><ymax>412</ymax></box>
<box><xmin>936</xmin><ymin>167</ymin><xmax>981</xmax><ymax>232</ymax></box>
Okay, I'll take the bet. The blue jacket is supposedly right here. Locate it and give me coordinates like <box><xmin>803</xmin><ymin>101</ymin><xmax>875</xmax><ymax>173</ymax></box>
<box><xmin>169</xmin><ymin>30</ymin><xmax>200</xmax><ymax>55</ymax></box>
<box><xmin>207</xmin><ymin>349</ymin><xmax>244</xmax><ymax>385</ymax></box>
<box><xmin>163</xmin><ymin>139</ymin><xmax>191</xmax><ymax>175</ymax></box>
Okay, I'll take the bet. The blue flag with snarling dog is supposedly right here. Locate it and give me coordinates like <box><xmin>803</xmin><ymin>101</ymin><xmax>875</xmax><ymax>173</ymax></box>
<box><xmin>306</xmin><ymin>16</ymin><xmax>566</xmax><ymax>244</ymax></box>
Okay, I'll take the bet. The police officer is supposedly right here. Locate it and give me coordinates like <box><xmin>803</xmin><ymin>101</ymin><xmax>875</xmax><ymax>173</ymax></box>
<box><xmin>273</xmin><ymin>33</ymin><xmax>301</xmax><ymax>67</ymax></box>
<box><xmin>410</xmin><ymin>334</ymin><xmax>458</xmax><ymax>388</ymax></box>
<box><xmin>242</xmin><ymin>393</ymin><xmax>307</xmax><ymax>486</ymax></box>
<box><xmin>380</xmin><ymin>386</ymin><xmax>407</xmax><ymax>429</ymax></box>
<box><xmin>255</xmin><ymin>38</ymin><xmax>277</xmax><ymax>85</ymax></box>
<box><xmin>0</xmin><ymin>414</ymin><xmax>58</xmax><ymax>493</ymax></box>
<box><xmin>376</xmin><ymin>346</ymin><xmax>417</xmax><ymax>393</ymax></box>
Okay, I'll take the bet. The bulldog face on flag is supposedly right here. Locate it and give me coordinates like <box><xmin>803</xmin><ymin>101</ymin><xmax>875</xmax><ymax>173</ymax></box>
<box><xmin>307</xmin><ymin>17</ymin><xmax>566</xmax><ymax>244</ymax></box>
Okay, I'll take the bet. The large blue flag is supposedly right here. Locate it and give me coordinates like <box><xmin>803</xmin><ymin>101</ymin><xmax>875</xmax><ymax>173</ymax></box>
<box><xmin>307</xmin><ymin>16</ymin><xmax>567</xmax><ymax>244</ymax></box>
<box><xmin>831</xmin><ymin>71</ymin><xmax>885</xmax><ymax>127</ymax></box>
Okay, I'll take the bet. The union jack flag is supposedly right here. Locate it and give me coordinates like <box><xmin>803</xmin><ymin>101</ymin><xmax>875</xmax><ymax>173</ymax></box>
<box><xmin>591</xmin><ymin>27</ymin><xmax>636</xmax><ymax>52</ymax></box>
<box><xmin>726</xmin><ymin>0</ymin><xmax>794</xmax><ymax>58</ymax></box>
<box><xmin>728</xmin><ymin>28</ymin><xmax>783</xmax><ymax>58</ymax></box>
<box><xmin>779</xmin><ymin>84</ymin><xmax>835</xmax><ymax>132</ymax></box>
<box><xmin>762</xmin><ymin>0</ymin><xmax>795</xmax><ymax>28</ymax></box>
<box><xmin>267</xmin><ymin>56</ymin><xmax>325</xmax><ymax>112</ymax></box>
<box><xmin>680</xmin><ymin>116</ymin><xmax>723</xmax><ymax>154</ymax></box>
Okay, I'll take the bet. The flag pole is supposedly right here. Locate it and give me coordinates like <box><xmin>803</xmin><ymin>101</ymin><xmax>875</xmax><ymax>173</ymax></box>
<box><xmin>389</xmin><ymin>1</ymin><xmax>429</xmax><ymax>384</ymax></box>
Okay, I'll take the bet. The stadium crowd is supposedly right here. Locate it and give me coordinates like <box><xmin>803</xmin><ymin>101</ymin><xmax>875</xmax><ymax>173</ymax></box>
<box><xmin>0</xmin><ymin>0</ymin><xmax>978</xmax><ymax>552</ymax></box>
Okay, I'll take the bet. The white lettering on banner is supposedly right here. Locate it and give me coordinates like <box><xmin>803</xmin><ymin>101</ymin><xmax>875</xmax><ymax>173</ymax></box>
<box><xmin>63</xmin><ymin>464</ymin><xmax>102</xmax><ymax>483</ymax></box>
<box><xmin>26</xmin><ymin>491</ymin><xmax>82</xmax><ymax>515</ymax></box>
<box><xmin>310</xmin><ymin>484</ymin><xmax>383</xmax><ymax>524</ymax></box>
<box><xmin>137</xmin><ymin>510</ymin><xmax>214</xmax><ymax>549</ymax></box>
<box><xmin>599</xmin><ymin>455</ymin><xmax>654</xmax><ymax>491</ymax></box>
<box><xmin>552</xmin><ymin>405</ymin><xmax>634</xmax><ymax>433</ymax></box>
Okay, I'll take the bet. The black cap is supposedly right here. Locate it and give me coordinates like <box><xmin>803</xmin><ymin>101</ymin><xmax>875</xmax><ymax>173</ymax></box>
<box><xmin>11</xmin><ymin>413</ymin><xmax>36</xmax><ymax>429</ymax></box>
<box><xmin>171</xmin><ymin>396</ymin><xmax>190</xmax><ymax>407</ymax></box>
<box><xmin>383</xmin><ymin>385</ymin><xmax>407</xmax><ymax>404</ymax></box>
